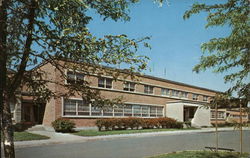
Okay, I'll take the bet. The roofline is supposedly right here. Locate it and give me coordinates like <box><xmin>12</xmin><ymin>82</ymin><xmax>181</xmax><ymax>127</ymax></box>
<box><xmin>30</xmin><ymin>59</ymin><xmax>222</xmax><ymax>94</ymax></box>
<box><xmin>140</xmin><ymin>74</ymin><xmax>221</xmax><ymax>93</ymax></box>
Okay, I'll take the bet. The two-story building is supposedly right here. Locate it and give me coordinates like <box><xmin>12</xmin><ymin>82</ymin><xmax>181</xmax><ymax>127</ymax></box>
<box><xmin>11</xmin><ymin>61</ymin><xmax>219</xmax><ymax>128</ymax></box>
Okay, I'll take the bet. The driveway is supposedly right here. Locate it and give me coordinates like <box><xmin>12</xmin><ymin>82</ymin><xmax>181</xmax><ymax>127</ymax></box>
<box><xmin>16</xmin><ymin>130</ymin><xmax>250</xmax><ymax>158</ymax></box>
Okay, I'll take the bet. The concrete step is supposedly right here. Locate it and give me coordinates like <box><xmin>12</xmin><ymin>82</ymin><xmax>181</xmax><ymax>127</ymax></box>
<box><xmin>27</xmin><ymin>125</ymin><xmax>45</xmax><ymax>131</ymax></box>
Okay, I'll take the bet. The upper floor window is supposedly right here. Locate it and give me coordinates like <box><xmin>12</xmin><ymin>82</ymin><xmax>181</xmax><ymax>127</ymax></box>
<box><xmin>98</xmin><ymin>77</ymin><xmax>112</xmax><ymax>89</ymax></box>
<box><xmin>161</xmin><ymin>88</ymin><xmax>170</xmax><ymax>96</ymax></box>
<box><xmin>124</xmin><ymin>82</ymin><xmax>135</xmax><ymax>92</ymax></box>
<box><xmin>203</xmin><ymin>96</ymin><xmax>208</xmax><ymax>102</ymax></box>
<box><xmin>144</xmin><ymin>85</ymin><xmax>154</xmax><ymax>94</ymax></box>
<box><xmin>180</xmin><ymin>91</ymin><xmax>188</xmax><ymax>98</ymax></box>
<box><xmin>192</xmin><ymin>94</ymin><xmax>198</xmax><ymax>100</ymax></box>
<box><xmin>67</xmin><ymin>71</ymin><xmax>84</xmax><ymax>84</ymax></box>
<box><xmin>172</xmin><ymin>90</ymin><xmax>179</xmax><ymax>97</ymax></box>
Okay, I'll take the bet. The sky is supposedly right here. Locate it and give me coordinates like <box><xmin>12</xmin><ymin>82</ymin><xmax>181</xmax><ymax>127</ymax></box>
<box><xmin>86</xmin><ymin>0</ymin><xmax>233</xmax><ymax>92</ymax></box>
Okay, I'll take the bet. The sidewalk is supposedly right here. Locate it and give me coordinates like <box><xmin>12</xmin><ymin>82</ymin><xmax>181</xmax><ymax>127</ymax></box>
<box><xmin>15</xmin><ymin>127</ymin><xmax>250</xmax><ymax>148</ymax></box>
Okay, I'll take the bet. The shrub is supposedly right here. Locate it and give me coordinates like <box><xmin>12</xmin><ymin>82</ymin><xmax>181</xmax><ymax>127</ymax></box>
<box><xmin>51</xmin><ymin>118</ymin><xmax>75</xmax><ymax>133</ymax></box>
<box><xmin>13</xmin><ymin>122</ymin><xmax>35</xmax><ymax>132</ymax></box>
<box><xmin>96</xmin><ymin>117</ymin><xmax>183</xmax><ymax>131</ymax></box>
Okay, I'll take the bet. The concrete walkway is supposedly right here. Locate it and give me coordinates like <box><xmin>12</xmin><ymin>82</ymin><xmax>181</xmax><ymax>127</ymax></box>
<box><xmin>15</xmin><ymin>127</ymin><xmax>250</xmax><ymax>148</ymax></box>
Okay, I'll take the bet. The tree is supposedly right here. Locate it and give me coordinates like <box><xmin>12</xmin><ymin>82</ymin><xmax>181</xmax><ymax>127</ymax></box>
<box><xmin>0</xmin><ymin>0</ymin><xmax>165</xmax><ymax>157</ymax></box>
<box><xmin>184</xmin><ymin>0</ymin><xmax>250</xmax><ymax>98</ymax></box>
<box><xmin>184</xmin><ymin>0</ymin><xmax>249</xmax><ymax>154</ymax></box>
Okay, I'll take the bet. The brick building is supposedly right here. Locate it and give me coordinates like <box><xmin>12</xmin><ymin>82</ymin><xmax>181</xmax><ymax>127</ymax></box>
<box><xmin>12</xmin><ymin>61</ymin><xmax>220</xmax><ymax>128</ymax></box>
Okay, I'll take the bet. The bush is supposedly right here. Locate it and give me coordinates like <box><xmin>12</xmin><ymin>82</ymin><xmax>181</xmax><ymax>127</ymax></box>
<box><xmin>51</xmin><ymin>118</ymin><xmax>75</xmax><ymax>133</ymax></box>
<box><xmin>96</xmin><ymin>117</ymin><xmax>183</xmax><ymax>131</ymax></box>
<box><xmin>13</xmin><ymin>122</ymin><xmax>35</xmax><ymax>132</ymax></box>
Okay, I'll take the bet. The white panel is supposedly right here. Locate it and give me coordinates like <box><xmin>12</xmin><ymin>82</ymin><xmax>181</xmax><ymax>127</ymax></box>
<box><xmin>166</xmin><ymin>103</ymin><xmax>184</xmax><ymax>122</ymax></box>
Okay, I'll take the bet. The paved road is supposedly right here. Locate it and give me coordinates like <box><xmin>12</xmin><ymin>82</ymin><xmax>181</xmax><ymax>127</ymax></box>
<box><xmin>16</xmin><ymin>130</ymin><xmax>250</xmax><ymax>158</ymax></box>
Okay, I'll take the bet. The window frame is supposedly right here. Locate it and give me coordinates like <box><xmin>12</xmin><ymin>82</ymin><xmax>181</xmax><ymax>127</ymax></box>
<box><xmin>123</xmin><ymin>82</ymin><xmax>136</xmax><ymax>92</ymax></box>
<box><xmin>98</xmin><ymin>77</ymin><xmax>113</xmax><ymax>89</ymax></box>
<box><xmin>66</xmin><ymin>70</ymin><xmax>85</xmax><ymax>85</ymax></box>
<box><xmin>144</xmin><ymin>85</ymin><xmax>154</xmax><ymax>94</ymax></box>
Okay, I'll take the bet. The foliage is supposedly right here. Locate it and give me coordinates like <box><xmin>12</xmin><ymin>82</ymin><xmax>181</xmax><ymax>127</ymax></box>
<box><xmin>13</xmin><ymin>122</ymin><xmax>35</xmax><ymax>132</ymax></box>
<box><xmin>149</xmin><ymin>151</ymin><xmax>249</xmax><ymax>158</ymax></box>
<box><xmin>14</xmin><ymin>132</ymin><xmax>49</xmax><ymax>141</ymax></box>
<box><xmin>95</xmin><ymin>117</ymin><xmax>183</xmax><ymax>131</ymax></box>
<box><xmin>184</xmin><ymin>0</ymin><xmax>250</xmax><ymax>98</ymax></box>
<box><xmin>51</xmin><ymin>118</ymin><xmax>75</xmax><ymax>133</ymax></box>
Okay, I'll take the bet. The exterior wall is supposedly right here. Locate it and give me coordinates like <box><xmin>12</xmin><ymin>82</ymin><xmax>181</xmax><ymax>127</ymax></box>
<box><xmin>166</xmin><ymin>103</ymin><xmax>184</xmax><ymax>122</ymax></box>
<box><xmin>25</xmin><ymin>62</ymin><xmax>219</xmax><ymax>127</ymax></box>
<box><xmin>192</xmin><ymin>106</ymin><xmax>211</xmax><ymax>127</ymax></box>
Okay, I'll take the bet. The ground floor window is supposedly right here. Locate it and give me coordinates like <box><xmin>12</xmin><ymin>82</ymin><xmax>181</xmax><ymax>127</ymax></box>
<box><xmin>63</xmin><ymin>98</ymin><xmax>164</xmax><ymax>118</ymax></box>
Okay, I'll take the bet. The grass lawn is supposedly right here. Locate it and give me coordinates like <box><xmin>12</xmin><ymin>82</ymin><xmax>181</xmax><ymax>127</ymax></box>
<box><xmin>148</xmin><ymin>151</ymin><xmax>249</xmax><ymax>158</ymax></box>
<box><xmin>73</xmin><ymin>128</ymin><xmax>198</xmax><ymax>137</ymax></box>
<box><xmin>14</xmin><ymin>132</ymin><xmax>50</xmax><ymax>141</ymax></box>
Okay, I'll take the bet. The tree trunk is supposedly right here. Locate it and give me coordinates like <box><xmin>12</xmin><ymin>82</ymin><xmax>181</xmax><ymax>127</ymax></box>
<box><xmin>2</xmin><ymin>95</ymin><xmax>15</xmax><ymax>158</ymax></box>
<box><xmin>215</xmin><ymin>104</ymin><xmax>218</xmax><ymax>152</ymax></box>
<box><xmin>239</xmin><ymin>102</ymin><xmax>243</xmax><ymax>155</ymax></box>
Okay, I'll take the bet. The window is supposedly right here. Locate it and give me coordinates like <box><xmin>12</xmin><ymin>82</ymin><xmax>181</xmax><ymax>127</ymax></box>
<box><xmin>98</xmin><ymin>77</ymin><xmax>112</xmax><ymax>89</ymax></box>
<box><xmin>161</xmin><ymin>88</ymin><xmax>170</xmax><ymax>96</ymax></box>
<box><xmin>64</xmin><ymin>99</ymin><xmax>89</xmax><ymax>116</ymax></box>
<box><xmin>66</xmin><ymin>71</ymin><xmax>84</xmax><ymax>84</ymax></box>
<box><xmin>192</xmin><ymin>94</ymin><xmax>198</xmax><ymax>100</ymax></box>
<box><xmin>172</xmin><ymin>90</ymin><xmax>179</xmax><ymax>97</ymax></box>
<box><xmin>180</xmin><ymin>91</ymin><xmax>188</xmax><ymax>98</ymax></box>
<box><xmin>63</xmin><ymin>98</ymin><xmax>164</xmax><ymax>118</ymax></box>
<box><xmin>203</xmin><ymin>96</ymin><xmax>208</xmax><ymax>102</ymax></box>
<box><xmin>211</xmin><ymin>111</ymin><xmax>225</xmax><ymax>119</ymax></box>
<box><xmin>124</xmin><ymin>82</ymin><xmax>135</xmax><ymax>92</ymax></box>
<box><xmin>144</xmin><ymin>85</ymin><xmax>154</xmax><ymax>94</ymax></box>
<box><xmin>124</xmin><ymin>105</ymin><xmax>132</xmax><ymax>116</ymax></box>
<box><xmin>133</xmin><ymin>105</ymin><xmax>142</xmax><ymax>117</ymax></box>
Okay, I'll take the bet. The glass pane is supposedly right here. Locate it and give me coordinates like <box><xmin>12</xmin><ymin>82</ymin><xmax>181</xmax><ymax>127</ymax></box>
<box><xmin>157</xmin><ymin>107</ymin><xmax>163</xmax><ymax>117</ymax></box>
<box><xmin>67</xmin><ymin>71</ymin><xmax>75</xmax><ymax>84</ymax></box>
<box><xmin>98</xmin><ymin>78</ymin><xmax>105</xmax><ymax>88</ymax></box>
<box><xmin>133</xmin><ymin>105</ymin><xmax>141</xmax><ymax>117</ymax></box>
<box><xmin>64</xmin><ymin>99</ymin><xmax>76</xmax><ymax>115</ymax></box>
<box><xmin>130</xmin><ymin>83</ymin><xmax>135</xmax><ymax>91</ymax></box>
<box><xmin>106</xmin><ymin>78</ymin><xmax>112</xmax><ymax>88</ymax></box>
<box><xmin>91</xmin><ymin>106</ymin><xmax>102</xmax><ymax>116</ymax></box>
<box><xmin>142</xmin><ymin>106</ymin><xmax>149</xmax><ymax>117</ymax></box>
<box><xmin>124</xmin><ymin>105</ymin><xmax>132</xmax><ymax>116</ymax></box>
<box><xmin>114</xmin><ymin>106</ymin><xmax>123</xmax><ymax>116</ymax></box>
<box><xmin>103</xmin><ymin>108</ymin><xmax>113</xmax><ymax>116</ymax></box>
<box><xmin>123</xmin><ymin>82</ymin><xmax>129</xmax><ymax>91</ymax></box>
<box><xmin>150</xmin><ymin>106</ymin><xmax>156</xmax><ymax>117</ymax></box>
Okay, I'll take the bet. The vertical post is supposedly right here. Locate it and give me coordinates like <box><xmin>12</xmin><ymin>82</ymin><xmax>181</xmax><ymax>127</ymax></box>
<box><xmin>240</xmin><ymin>101</ymin><xmax>243</xmax><ymax>155</ymax></box>
<box><xmin>215</xmin><ymin>103</ymin><xmax>218</xmax><ymax>152</ymax></box>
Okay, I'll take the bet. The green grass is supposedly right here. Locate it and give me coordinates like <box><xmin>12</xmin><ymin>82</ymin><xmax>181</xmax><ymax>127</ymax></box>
<box><xmin>73</xmin><ymin>128</ymin><xmax>198</xmax><ymax>137</ymax></box>
<box><xmin>148</xmin><ymin>151</ymin><xmax>249</xmax><ymax>158</ymax></box>
<box><xmin>14</xmin><ymin>132</ymin><xmax>50</xmax><ymax>141</ymax></box>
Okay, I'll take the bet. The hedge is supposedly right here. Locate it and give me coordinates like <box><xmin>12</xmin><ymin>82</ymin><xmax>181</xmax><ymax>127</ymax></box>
<box><xmin>96</xmin><ymin>117</ymin><xmax>183</xmax><ymax>131</ymax></box>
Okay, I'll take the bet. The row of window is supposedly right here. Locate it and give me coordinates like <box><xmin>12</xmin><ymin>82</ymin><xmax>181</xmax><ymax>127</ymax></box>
<box><xmin>211</xmin><ymin>112</ymin><xmax>248</xmax><ymax>119</ymax></box>
<box><xmin>66</xmin><ymin>71</ymin><xmax>210</xmax><ymax>102</ymax></box>
<box><xmin>63</xmin><ymin>99</ymin><xmax>164</xmax><ymax>117</ymax></box>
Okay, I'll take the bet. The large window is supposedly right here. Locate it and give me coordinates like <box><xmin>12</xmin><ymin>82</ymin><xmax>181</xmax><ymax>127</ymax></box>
<box><xmin>64</xmin><ymin>99</ymin><xmax>88</xmax><ymax>116</ymax></box>
<box><xmin>66</xmin><ymin>71</ymin><xmax>84</xmax><ymax>84</ymax></box>
<box><xmin>144</xmin><ymin>85</ymin><xmax>154</xmax><ymax>94</ymax></box>
<box><xmin>63</xmin><ymin>98</ymin><xmax>163</xmax><ymax>118</ymax></box>
<box><xmin>98</xmin><ymin>77</ymin><xmax>112</xmax><ymax>89</ymax></box>
<box><xmin>124</xmin><ymin>82</ymin><xmax>135</xmax><ymax>92</ymax></box>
